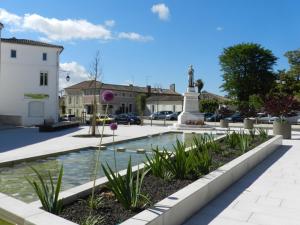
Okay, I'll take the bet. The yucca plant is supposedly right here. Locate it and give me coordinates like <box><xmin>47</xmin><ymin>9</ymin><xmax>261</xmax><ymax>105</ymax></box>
<box><xmin>81</xmin><ymin>215</ymin><xmax>105</xmax><ymax>225</ymax></box>
<box><xmin>257</xmin><ymin>128</ymin><xmax>268</xmax><ymax>141</ymax></box>
<box><xmin>190</xmin><ymin>144</ymin><xmax>212</xmax><ymax>175</ymax></box>
<box><xmin>145</xmin><ymin>147</ymin><xmax>170</xmax><ymax>179</ymax></box>
<box><xmin>225</xmin><ymin>131</ymin><xmax>240</xmax><ymax>149</ymax></box>
<box><xmin>102</xmin><ymin>157</ymin><xmax>150</xmax><ymax>210</ymax></box>
<box><xmin>238</xmin><ymin>133</ymin><xmax>251</xmax><ymax>153</ymax></box>
<box><xmin>159</xmin><ymin>140</ymin><xmax>195</xmax><ymax>179</ymax></box>
<box><xmin>248</xmin><ymin>129</ymin><xmax>256</xmax><ymax>140</ymax></box>
<box><xmin>26</xmin><ymin>165</ymin><xmax>63</xmax><ymax>214</ymax></box>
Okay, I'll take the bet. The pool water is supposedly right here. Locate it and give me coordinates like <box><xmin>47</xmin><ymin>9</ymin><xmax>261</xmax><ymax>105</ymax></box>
<box><xmin>0</xmin><ymin>132</ymin><xmax>215</xmax><ymax>203</ymax></box>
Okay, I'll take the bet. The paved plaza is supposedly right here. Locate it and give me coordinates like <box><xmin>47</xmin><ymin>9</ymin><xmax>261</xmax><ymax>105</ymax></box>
<box><xmin>0</xmin><ymin>125</ymin><xmax>300</xmax><ymax>225</ymax></box>
<box><xmin>184</xmin><ymin>133</ymin><xmax>300</xmax><ymax>225</ymax></box>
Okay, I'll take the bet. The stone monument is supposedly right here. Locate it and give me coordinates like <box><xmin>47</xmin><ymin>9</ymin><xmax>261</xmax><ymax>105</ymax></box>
<box><xmin>175</xmin><ymin>65</ymin><xmax>204</xmax><ymax>128</ymax></box>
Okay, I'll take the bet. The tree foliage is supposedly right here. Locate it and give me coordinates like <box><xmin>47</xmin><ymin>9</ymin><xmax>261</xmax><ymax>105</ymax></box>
<box><xmin>135</xmin><ymin>94</ymin><xmax>147</xmax><ymax>116</ymax></box>
<box><xmin>219</xmin><ymin>43</ymin><xmax>277</xmax><ymax>104</ymax></box>
<box><xmin>199</xmin><ymin>99</ymin><xmax>219</xmax><ymax>113</ymax></box>
<box><xmin>284</xmin><ymin>49</ymin><xmax>300</xmax><ymax>80</ymax></box>
<box><xmin>264</xmin><ymin>94</ymin><xmax>299</xmax><ymax>117</ymax></box>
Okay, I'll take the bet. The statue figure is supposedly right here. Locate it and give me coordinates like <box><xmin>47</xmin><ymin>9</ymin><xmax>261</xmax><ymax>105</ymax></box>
<box><xmin>188</xmin><ymin>65</ymin><xmax>194</xmax><ymax>87</ymax></box>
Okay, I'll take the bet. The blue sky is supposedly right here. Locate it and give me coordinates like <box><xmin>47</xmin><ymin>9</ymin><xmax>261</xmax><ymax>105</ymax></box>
<box><xmin>0</xmin><ymin>0</ymin><xmax>299</xmax><ymax>95</ymax></box>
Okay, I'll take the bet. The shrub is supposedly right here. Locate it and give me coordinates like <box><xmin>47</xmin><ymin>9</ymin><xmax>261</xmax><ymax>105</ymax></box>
<box><xmin>26</xmin><ymin>165</ymin><xmax>63</xmax><ymax>214</ymax></box>
<box><xmin>102</xmin><ymin>157</ymin><xmax>150</xmax><ymax>210</ymax></box>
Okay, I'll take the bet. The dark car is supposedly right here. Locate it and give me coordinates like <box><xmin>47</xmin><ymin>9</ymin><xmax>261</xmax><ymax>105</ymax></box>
<box><xmin>205</xmin><ymin>114</ymin><xmax>224</xmax><ymax>122</ymax></box>
<box><xmin>115</xmin><ymin>113</ymin><xmax>141</xmax><ymax>125</ymax></box>
<box><xmin>204</xmin><ymin>113</ymin><xmax>214</xmax><ymax>120</ymax></box>
<box><xmin>225</xmin><ymin>113</ymin><xmax>243</xmax><ymax>122</ymax></box>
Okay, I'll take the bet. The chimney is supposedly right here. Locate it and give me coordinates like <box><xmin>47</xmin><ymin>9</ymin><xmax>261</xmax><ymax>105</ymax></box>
<box><xmin>170</xmin><ymin>83</ymin><xmax>175</xmax><ymax>92</ymax></box>
<box><xmin>146</xmin><ymin>85</ymin><xmax>151</xmax><ymax>96</ymax></box>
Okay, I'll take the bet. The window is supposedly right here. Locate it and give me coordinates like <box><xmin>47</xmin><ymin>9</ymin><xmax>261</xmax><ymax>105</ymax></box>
<box><xmin>68</xmin><ymin>96</ymin><xmax>72</xmax><ymax>104</ymax></box>
<box><xmin>43</xmin><ymin>53</ymin><xmax>47</xmax><ymax>61</ymax></box>
<box><xmin>11</xmin><ymin>50</ymin><xmax>16</xmax><ymax>58</ymax></box>
<box><xmin>129</xmin><ymin>104</ymin><xmax>132</xmax><ymax>112</ymax></box>
<box><xmin>68</xmin><ymin>109</ymin><xmax>72</xmax><ymax>114</ymax></box>
<box><xmin>76</xmin><ymin>96</ymin><xmax>79</xmax><ymax>104</ymax></box>
<box><xmin>40</xmin><ymin>72</ymin><xmax>48</xmax><ymax>86</ymax></box>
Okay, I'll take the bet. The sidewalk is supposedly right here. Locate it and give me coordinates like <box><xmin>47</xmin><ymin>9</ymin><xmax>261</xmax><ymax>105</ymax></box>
<box><xmin>184</xmin><ymin>133</ymin><xmax>300</xmax><ymax>225</ymax></box>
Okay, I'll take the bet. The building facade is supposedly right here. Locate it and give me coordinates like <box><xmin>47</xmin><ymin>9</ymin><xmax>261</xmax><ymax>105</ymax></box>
<box><xmin>64</xmin><ymin>81</ymin><xmax>181</xmax><ymax>117</ymax></box>
<box><xmin>0</xmin><ymin>33</ymin><xmax>63</xmax><ymax>126</ymax></box>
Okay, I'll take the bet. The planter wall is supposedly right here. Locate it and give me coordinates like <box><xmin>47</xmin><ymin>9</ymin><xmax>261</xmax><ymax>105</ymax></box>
<box><xmin>243</xmin><ymin>118</ymin><xmax>254</xmax><ymax>129</ymax></box>
<box><xmin>220</xmin><ymin>119</ymin><xmax>228</xmax><ymax>128</ymax></box>
<box><xmin>121</xmin><ymin>135</ymin><xmax>282</xmax><ymax>225</ymax></box>
<box><xmin>273</xmin><ymin>121</ymin><xmax>291</xmax><ymax>139</ymax></box>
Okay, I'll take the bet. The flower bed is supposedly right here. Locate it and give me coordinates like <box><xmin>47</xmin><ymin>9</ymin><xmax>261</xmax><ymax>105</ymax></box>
<box><xmin>58</xmin><ymin>130</ymin><xmax>273</xmax><ymax>225</ymax></box>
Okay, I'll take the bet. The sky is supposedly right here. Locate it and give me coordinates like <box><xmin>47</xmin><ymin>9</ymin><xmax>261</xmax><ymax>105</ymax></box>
<box><xmin>0</xmin><ymin>0</ymin><xmax>299</xmax><ymax>95</ymax></box>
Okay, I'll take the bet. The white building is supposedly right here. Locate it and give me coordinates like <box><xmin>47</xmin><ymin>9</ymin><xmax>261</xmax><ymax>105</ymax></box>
<box><xmin>0</xmin><ymin>23</ymin><xmax>63</xmax><ymax>126</ymax></box>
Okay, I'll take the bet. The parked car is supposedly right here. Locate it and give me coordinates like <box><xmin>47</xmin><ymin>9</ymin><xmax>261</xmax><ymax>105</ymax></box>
<box><xmin>205</xmin><ymin>113</ymin><xmax>224</xmax><ymax>122</ymax></box>
<box><xmin>115</xmin><ymin>113</ymin><xmax>141</xmax><ymax>125</ymax></box>
<box><xmin>61</xmin><ymin>114</ymin><xmax>76</xmax><ymax>122</ymax></box>
<box><xmin>225</xmin><ymin>112</ymin><xmax>243</xmax><ymax>122</ymax></box>
<box><xmin>149</xmin><ymin>111</ymin><xmax>173</xmax><ymax>120</ymax></box>
<box><xmin>96</xmin><ymin>115</ymin><xmax>115</xmax><ymax>125</ymax></box>
<box><xmin>204</xmin><ymin>112</ymin><xmax>214</xmax><ymax>120</ymax></box>
<box><xmin>165</xmin><ymin>112</ymin><xmax>181</xmax><ymax>120</ymax></box>
<box><xmin>257</xmin><ymin>114</ymin><xmax>278</xmax><ymax>124</ymax></box>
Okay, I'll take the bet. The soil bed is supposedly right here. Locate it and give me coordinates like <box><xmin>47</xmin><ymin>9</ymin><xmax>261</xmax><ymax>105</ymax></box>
<box><xmin>59</xmin><ymin>135</ymin><xmax>270</xmax><ymax>225</ymax></box>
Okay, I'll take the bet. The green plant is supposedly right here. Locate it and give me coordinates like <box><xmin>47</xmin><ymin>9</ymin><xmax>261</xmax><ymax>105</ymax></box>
<box><xmin>191</xmin><ymin>145</ymin><xmax>212</xmax><ymax>175</ymax></box>
<box><xmin>26</xmin><ymin>165</ymin><xmax>63</xmax><ymax>214</ymax></box>
<box><xmin>159</xmin><ymin>140</ymin><xmax>195</xmax><ymax>179</ymax></box>
<box><xmin>257</xmin><ymin>128</ymin><xmax>268</xmax><ymax>140</ymax></box>
<box><xmin>81</xmin><ymin>215</ymin><xmax>104</xmax><ymax>225</ymax></box>
<box><xmin>87</xmin><ymin>195</ymin><xmax>104</xmax><ymax>210</ymax></box>
<box><xmin>102</xmin><ymin>157</ymin><xmax>150</xmax><ymax>210</ymax></box>
<box><xmin>248</xmin><ymin>129</ymin><xmax>256</xmax><ymax>140</ymax></box>
<box><xmin>225</xmin><ymin>131</ymin><xmax>240</xmax><ymax>149</ymax></box>
<box><xmin>238</xmin><ymin>133</ymin><xmax>251</xmax><ymax>153</ymax></box>
<box><xmin>145</xmin><ymin>148</ymin><xmax>171</xmax><ymax>179</ymax></box>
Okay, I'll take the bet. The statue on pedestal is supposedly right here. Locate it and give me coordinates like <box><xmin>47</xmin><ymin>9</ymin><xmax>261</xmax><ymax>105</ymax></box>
<box><xmin>188</xmin><ymin>65</ymin><xmax>194</xmax><ymax>87</ymax></box>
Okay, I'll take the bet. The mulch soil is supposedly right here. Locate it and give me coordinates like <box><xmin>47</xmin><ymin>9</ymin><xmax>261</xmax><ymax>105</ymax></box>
<box><xmin>59</xmin><ymin>136</ymin><xmax>269</xmax><ymax>225</ymax></box>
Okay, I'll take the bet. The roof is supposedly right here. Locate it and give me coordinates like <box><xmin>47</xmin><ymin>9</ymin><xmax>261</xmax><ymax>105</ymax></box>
<box><xmin>1</xmin><ymin>38</ymin><xmax>64</xmax><ymax>52</ymax></box>
<box><xmin>200</xmin><ymin>90</ymin><xmax>229</xmax><ymax>102</ymax></box>
<box><xmin>146</xmin><ymin>95</ymin><xmax>183</xmax><ymax>102</ymax></box>
<box><xmin>65</xmin><ymin>80</ymin><xmax>180</xmax><ymax>95</ymax></box>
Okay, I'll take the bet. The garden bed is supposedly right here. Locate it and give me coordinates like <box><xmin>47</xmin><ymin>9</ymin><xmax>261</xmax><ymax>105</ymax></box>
<box><xmin>59</xmin><ymin>131</ymin><xmax>274</xmax><ymax>225</ymax></box>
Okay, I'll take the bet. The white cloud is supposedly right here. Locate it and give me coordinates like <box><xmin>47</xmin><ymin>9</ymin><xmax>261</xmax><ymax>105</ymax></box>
<box><xmin>0</xmin><ymin>8</ymin><xmax>152</xmax><ymax>42</ymax></box>
<box><xmin>0</xmin><ymin>8</ymin><xmax>22</xmax><ymax>25</ymax></box>
<box><xmin>216</xmin><ymin>26</ymin><xmax>223</xmax><ymax>31</ymax></box>
<box><xmin>59</xmin><ymin>61</ymin><xmax>89</xmax><ymax>90</ymax></box>
<box><xmin>151</xmin><ymin>3</ymin><xmax>170</xmax><ymax>21</ymax></box>
<box><xmin>118</xmin><ymin>32</ymin><xmax>153</xmax><ymax>42</ymax></box>
<box><xmin>104</xmin><ymin>20</ymin><xmax>115</xmax><ymax>27</ymax></box>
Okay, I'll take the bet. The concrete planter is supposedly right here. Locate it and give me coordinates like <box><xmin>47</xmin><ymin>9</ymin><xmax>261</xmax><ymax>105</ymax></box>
<box><xmin>121</xmin><ymin>135</ymin><xmax>282</xmax><ymax>225</ymax></box>
<box><xmin>273</xmin><ymin>120</ymin><xmax>291</xmax><ymax>139</ymax></box>
<box><xmin>243</xmin><ymin>118</ymin><xmax>254</xmax><ymax>129</ymax></box>
<box><xmin>220</xmin><ymin>119</ymin><xmax>228</xmax><ymax>128</ymax></box>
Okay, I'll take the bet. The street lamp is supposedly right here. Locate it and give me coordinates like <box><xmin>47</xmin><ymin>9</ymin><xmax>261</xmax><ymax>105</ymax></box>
<box><xmin>66</xmin><ymin>74</ymin><xmax>70</xmax><ymax>82</ymax></box>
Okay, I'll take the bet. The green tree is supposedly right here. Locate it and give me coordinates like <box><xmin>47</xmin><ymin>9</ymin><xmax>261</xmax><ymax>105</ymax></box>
<box><xmin>220</xmin><ymin>43</ymin><xmax>277</xmax><ymax>105</ymax></box>
<box><xmin>284</xmin><ymin>49</ymin><xmax>300</xmax><ymax>81</ymax></box>
<box><xmin>135</xmin><ymin>94</ymin><xmax>147</xmax><ymax>116</ymax></box>
<box><xmin>199</xmin><ymin>99</ymin><xmax>219</xmax><ymax>113</ymax></box>
<box><xmin>249</xmin><ymin>94</ymin><xmax>263</xmax><ymax>112</ymax></box>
